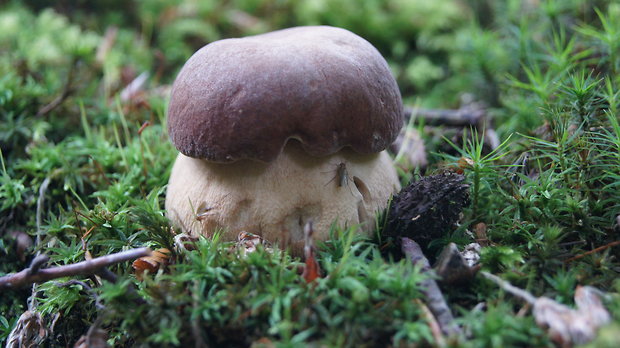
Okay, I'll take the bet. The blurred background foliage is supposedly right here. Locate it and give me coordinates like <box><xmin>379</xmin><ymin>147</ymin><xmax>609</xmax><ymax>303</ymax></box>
<box><xmin>2</xmin><ymin>0</ymin><xmax>504</xmax><ymax>108</ymax></box>
<box><xmin>1</xmin><ymin>0</ymin><xmax>620</xmax><ymax>346</ymax></box>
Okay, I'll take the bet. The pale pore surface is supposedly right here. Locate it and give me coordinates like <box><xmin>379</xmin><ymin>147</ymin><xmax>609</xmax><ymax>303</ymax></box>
<box><xmin>165</xmin><ymin>142</ymin><xmax>401</xmax><ymax>254</ymax></box>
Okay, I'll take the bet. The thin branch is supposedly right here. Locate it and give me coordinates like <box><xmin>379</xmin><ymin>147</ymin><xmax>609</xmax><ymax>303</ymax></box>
<box><xmin>480</xmin><ymin>271</ymin><xmax>537</xmax><ymax>304</ymax></box>
<box><xmin>0</xmin><ymin>248</ymin><xmax>151</xmax><ymax>289</ymax></box>
<box><xmin>563</xmin><ymin>240</ymin><xmax>620</xmax><ymax>263</ymax></box>
<box><xmin>401</xmin><ymin>237</ymin><xmax>460</xmax><ymax>337</ymax></box>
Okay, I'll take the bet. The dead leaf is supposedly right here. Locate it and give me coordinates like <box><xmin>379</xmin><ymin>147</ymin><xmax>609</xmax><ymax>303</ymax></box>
<box><xmin>456</xmin><ymin>157</ymin><xmax>474</xmax><ymax>174</ymax></box>
<box><xmin>132</xmin><ymin>248</ymin><xmax>170</xmax><ymax>279</ymax></box>
<box><xmin>302</xmin><ymin>222</ymin><xmax>321</xmax><ymax>283</ymax></box>
<box><xmin>473</xmin><ymin>222</ymin><xmax>489</xmax><ymax>246</ymax></box>
<box><xmin>95</xmin><ymin>27</ymin><xmax>118</xmax><ymax>66</ymax></box>
<box><xmin>234</xmin><ymin>231</ymin><xmax>272</xmax><ymax>256</ymax></box>
<box><xmin>6</xmin><ymin>311</ymin><xmax>48</xmax><ymax>348</ymax></box>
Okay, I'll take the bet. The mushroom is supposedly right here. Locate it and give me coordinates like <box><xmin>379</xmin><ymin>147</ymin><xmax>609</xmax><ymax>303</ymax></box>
<box><xmin>165</xmin><ymin>26</ymin><xmax>403</xmax><ymax>254</ymax></box>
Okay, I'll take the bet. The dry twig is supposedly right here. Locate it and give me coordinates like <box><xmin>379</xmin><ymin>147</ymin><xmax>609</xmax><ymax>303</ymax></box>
<box><xmin>480</xmin><ymin>271</ymin><xmax>537</xmax><ymax>304</ymax></box>
<box><xmin>0</xmin><ymin>248</ymin><xmax>151</xmax><ymax>289</ymax></box>
<box><xmin>563</xmin><ymin>240</ymin><xmax>620</xmax><ymax>263</ymax></box>
<box><xmin>401</xmin><ymin>237</ymin><xmax>461</xmax><ymax>337</ymax></box>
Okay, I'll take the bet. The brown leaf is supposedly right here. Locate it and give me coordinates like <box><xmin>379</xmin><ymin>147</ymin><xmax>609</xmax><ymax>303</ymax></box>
<box><xmin>456</xmin><ymin>156</ymin><xmax>474</xmax><ymax>174</ymax></box>
<box><xmin>95</xmin><ymin>26</ymin><xmax>118</xmax><ymax>65</ymax></box>
<box><xmin>132</xmin><ymin>248</ymin><xmax>170</xmax><ymax>279</ymax></box>
<box><xmin>473</xmin><ymin>222</ymin><xmax>489</xmax><ymax>246</ymax></box>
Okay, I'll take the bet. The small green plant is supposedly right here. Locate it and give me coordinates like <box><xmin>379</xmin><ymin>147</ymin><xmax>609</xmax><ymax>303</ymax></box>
<box><xmin>442</xmin><ymin>130</ymin><xmax>513</xmax><ymax>222</ymax></box>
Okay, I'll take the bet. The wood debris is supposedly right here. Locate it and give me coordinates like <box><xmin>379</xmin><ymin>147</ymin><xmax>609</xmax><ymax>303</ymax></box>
<box><xmin>401</xmin><ymin>237</ymin><xmax>461</xmax><ymax>337</ymax></box>
<box><xmin>0</xmin><ymin>248</ymin><xmax>151</xmax><ymax>289</ymax></box>
<box><xmin>481</xmin><ymin>271</ymin><xmax>611</xmax><ymax>347</ymax></box>
<box><xmin>6</xmin><ymin>310</ymin><xmax>47</xmax><ymax>348</ymax></box>
<box><xmin>434</xmin><ymin>242</ymin><xmax>479</xmax><ymax>284</ymax></box>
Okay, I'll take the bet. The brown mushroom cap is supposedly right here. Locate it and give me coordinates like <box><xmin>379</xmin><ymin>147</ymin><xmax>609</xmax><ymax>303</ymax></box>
<box><xmin>167</xmin><ymin>25</ymin><xmax>403</xmax><ymax>162</ymax></box>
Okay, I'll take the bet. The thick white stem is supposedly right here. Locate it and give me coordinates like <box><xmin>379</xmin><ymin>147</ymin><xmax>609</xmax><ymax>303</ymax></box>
<box><xmin>166</xmin><ymin>142</ymin><xmax>400</xmax><ymax>255</ymax></box>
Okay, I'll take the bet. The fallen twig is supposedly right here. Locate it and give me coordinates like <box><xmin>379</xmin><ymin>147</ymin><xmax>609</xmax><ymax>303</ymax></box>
<box><xmin>414</xmin><ymin>298</ymin><xmax>445</xmax><ymax>346</ymax></box>
<box><xmin>0</xmin><ymin>248</ymin><xmax>151</xmax><ymax>289</ymax></box>
<box><xmin>563</xmin><ymin>240</ymin><xmax>620</xmax><ymax>264</ymax></box>
<box><xmin>480</xmin><ymin>271</ymin><xmax>537</xmax><ymax>304</ymax></box>
<box><xmin>404</xmin><ymin>105</ymin><xmax>485</xmax><ymax>127</ymax></box>
<box><xmin>401</xmin><ymin>237</ymin><xmax>460</xmax><ymax>337</ymax></box>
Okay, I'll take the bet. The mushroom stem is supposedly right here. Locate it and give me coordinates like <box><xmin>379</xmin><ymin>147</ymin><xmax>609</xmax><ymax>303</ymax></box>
<box><xmin>166</xmin><ymin>142</ymin><xmax>400</xmax><ymax>254</ymax></box>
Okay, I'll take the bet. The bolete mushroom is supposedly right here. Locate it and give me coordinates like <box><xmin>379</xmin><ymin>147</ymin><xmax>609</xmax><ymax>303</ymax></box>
<box><xmin>165</xmin><ymin>26</ymin><xmax>403</xmax><ymax>254</ymax></box>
